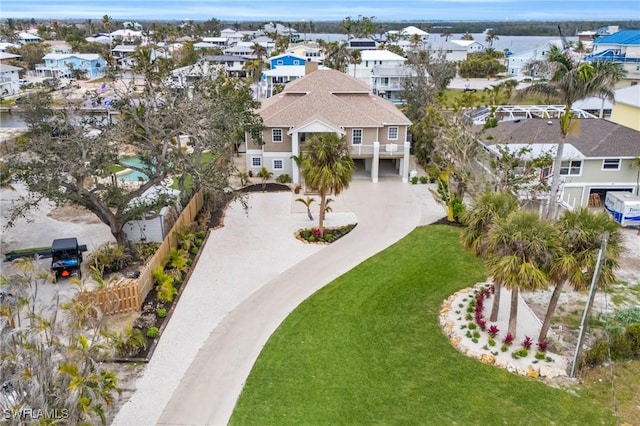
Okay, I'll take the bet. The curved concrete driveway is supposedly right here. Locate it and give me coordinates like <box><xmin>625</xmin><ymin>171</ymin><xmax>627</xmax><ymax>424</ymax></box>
<box><xmin>114</xmin><ymin>180</ymin><xmax>443</xmax><ymax>426</ymax></box>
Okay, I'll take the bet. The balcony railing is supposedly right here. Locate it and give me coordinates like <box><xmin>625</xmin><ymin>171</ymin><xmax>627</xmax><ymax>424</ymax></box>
<box><xmin>350</xmin><ymin>143</ymin><xmax>406</xmax><ymax>156</ymax></box>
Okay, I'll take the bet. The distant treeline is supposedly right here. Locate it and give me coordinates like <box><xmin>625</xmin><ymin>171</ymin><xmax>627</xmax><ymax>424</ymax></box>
<box><xmin>2</xmin><ymin>17</ymin><xmax>637</xmax><ymax>37</ymax></box>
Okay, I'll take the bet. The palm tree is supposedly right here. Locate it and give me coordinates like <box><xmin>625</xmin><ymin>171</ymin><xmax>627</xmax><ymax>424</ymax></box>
<box><xmin>486</xmin><ymin>210</ymin><xmax>558</xmax><ymax>337</ymax></box>
<box><xmin>485</xmin><ymin>30</ymin><xmax>499</xmax><ymax>47</ymax></box>
<box><xmin>296</xmin><ymin>196</ymin><xmax>315</xmax><ymax>220</ymax></box>
<box><xmin>300</xmin><ymin>133</ymin><xmax>355</xmax><ymax>237</ymax></box>
<box><xmin>257</xmin><ymin>166</ymin><xmax>273</xmax><ymax>189</ymax></box>
<box><xmin>341</xmin><ymin>17</ymin><xmax>354</xmax><ymax>40</ymax></box>
<box><xmin>461</xmin><ymin>32</ymin><xmax>474</xmax><ymax>41</ymax></box>
<box><xmin>349</xmin><ymin>49</ymin><xmax>361</xmax><ymax>77</ymax></box>
<box><xmin>538</xmin><ymin>208</ymin><xmax>621</xmax><ymax>342</ymax></box>
<box><xmin>461</xmin><ymin>192</ymin><xmax>520</xmax><ymax>322</ymax></box>
<box><xmin>522</xmin><ymin>45</ymin><xmax>625</xmax><ymax>219</ymax></box>
<box><xmin>440</xmin><ymin>28</ymin><xmax>452</xmax><ymax>42</ymax></box>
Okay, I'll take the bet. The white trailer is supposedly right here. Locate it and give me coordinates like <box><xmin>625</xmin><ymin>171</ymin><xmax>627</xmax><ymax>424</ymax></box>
<box><xmin>604</xmin><ymin>192</ymin><xmax>640</xmax><ymax>227</ymax></box>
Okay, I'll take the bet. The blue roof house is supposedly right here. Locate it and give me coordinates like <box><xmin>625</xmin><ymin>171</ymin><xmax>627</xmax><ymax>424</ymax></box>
<box><xmin>36</xmin><ymin>53</ymin><xmax>107</xmax><ymax>79</ymax></box>
<box><xmin>268</xmin><ymin>53</ymin><xmax>307</xmax><ymax>69</ymax></box>
<box><xmin>583</xmin><ymin>29</ymin><xmax>640</xmax><ymax>85</ymax></box>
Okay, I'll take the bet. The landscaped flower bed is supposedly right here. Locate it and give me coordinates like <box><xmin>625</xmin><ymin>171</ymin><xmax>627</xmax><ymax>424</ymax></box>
<box><xmin>295</xmin><ymin>224</ymin><xmax>356</xmax><ymax>244</ymax></box>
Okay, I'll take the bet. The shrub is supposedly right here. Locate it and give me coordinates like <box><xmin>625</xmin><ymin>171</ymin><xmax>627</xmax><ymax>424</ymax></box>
<box><xmin>146</xmin><ymin>326</ymin><xmax>159</xmax><ymax>339</ymax></box>
<box><xmin>157</xmin><ymin>308</ymin><xmax>167</xmax><ymax>318</ymax></box>
<box><xmin>419</xmin><ymin>176</ymin><xmax>428</xmax><ymax>184</ymax></box>
<box><xmin>472</xmin><ymin>331</ymin><xmax>481</xmax><ymax>339</ymax></box>
<box><xmin>108</xmin><ymin>325</ymin><xmax>147</xmax><ymax>357</ymax></box>
<box><xmin>410</xmin><ymin>176</ymin><xmax>419</xmax><ymax>184</ymax></box>
<box><xmin>134</xmin><ymin>241</ymin><xmax>160</xmax><ymax>262</ymax></box>
<box><xmin>276</xmin><ymin>174</ymin><xmax>292</xmax><ymax>183</ymax></box>
<box><xmin>535</xmin><ymin>351</ymin><xmax>546</xmax><ymax>360</ymax></box>
<box><xmin>89</xmin><ymin>243</ymin><xmax>132</xmax><ymax>274</ymax></box>
<box><xmin>512</xmin><ymin>348</ymin><xmax>529</xmax><ymax>359</ymax></box>
<box><xmin>500</xmin><ymin>344</ymin><xmax>509</xmax><ymax>352</ymax></box>
<box><xmin>488</xmin><ymin>338</ymin><xmax>496</xmax><ymax>347</ymax></box>
<box><xmin>627</xmin><ymin>323</ymin><xmax>640</xmax><ymax>353</ymax></box>
<box><xmin>468</xmin><ymin>322</ymin><xmax>477</xmax><ymax>330</ymax></box>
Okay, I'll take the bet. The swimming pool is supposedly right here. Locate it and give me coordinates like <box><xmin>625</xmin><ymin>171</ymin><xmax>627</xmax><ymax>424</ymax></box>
<box><xmin>118</xmin><ymin>157</ymin><xmax>151</xmax><ymax>182</ymax></box>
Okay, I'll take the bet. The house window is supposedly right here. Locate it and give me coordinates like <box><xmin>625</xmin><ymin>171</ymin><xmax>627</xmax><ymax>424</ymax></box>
<box><xmin>602</xmin><ymin>158</ymin><xmax>621</xmax><ymax>170</ymax></box>
<box><xmin>276</xmin><ymin>60</ymin><xmax>283</xmax><ymax>65</ymax></box>
<box><xmin>251</xmin><ymin>156</ymin><xmax>262</xmax><ymax>167</ymax></box>
<box><xmin>388</xmin><ymin>127</ymin><xmax>398</xmax><ymax>140</ymax></box>
<box><xmin>559</xmin><ymin>160</ymin><xmax>582</xmax><ymax>176</ymax></box>
<box><xmin>352</xmin><ymin>129</ymin><xmax>363</xmax><ymax>145</ymax></box>
<box><xmin>272</xmin><ymin>129</ymin><xmax>283</xmax><ymax>142</ymax></box>
<box><xmin>293</xmin><ymin>60</ymin><xmax>300</xmax><ymax>65</ymax></box>
<box><xmin>273</xmin><ymin>159</ymin><xmax>284</xmax><ymax>170</ymax></box>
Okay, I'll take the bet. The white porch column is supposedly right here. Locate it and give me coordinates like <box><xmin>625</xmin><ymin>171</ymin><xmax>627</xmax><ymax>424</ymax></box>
<box><xmin>401</xmin><ymin>141</ymin><xmax>411</xmax><ymax>183</ymax></box>
<box><xmin>372</xmin><ymin>142</ymin><xmax>380</xmax><ymax>183</ymax></box>
<box><xmin>291</xmin><ymin>132</ymin><xmax>300</xmax><ymax>184</ymax></box>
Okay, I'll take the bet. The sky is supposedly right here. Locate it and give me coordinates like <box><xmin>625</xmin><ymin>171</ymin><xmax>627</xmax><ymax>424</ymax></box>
<box><xmin>1</xmin><ymin>0</ymin><xmax>639</xmax><ymax>22</ymax></box>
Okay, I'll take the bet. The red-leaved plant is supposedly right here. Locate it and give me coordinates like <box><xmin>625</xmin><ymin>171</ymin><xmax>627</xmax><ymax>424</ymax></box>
<box><xmin>537</xmin><ymin>340</ymin><xmax>548</xmax><ymax>352</ymax></box>
<box><xmin>488</xmin><ymin>325</ymin><xmax>499</xmax><ymax>338</ymax></box>
<box><xmin>503</xmin><ymin>333</ymin><xmax>514</xmax><ymax>346</ymax></box>
<box><xmin>522</xmin><ymin>336</ymin><xmax>533</xmax><ymax>350</ymax></box>
<box><xmin>477</xmin><ymin>319</ymin><xmax>487</xmax><ymax>330</ymax></box>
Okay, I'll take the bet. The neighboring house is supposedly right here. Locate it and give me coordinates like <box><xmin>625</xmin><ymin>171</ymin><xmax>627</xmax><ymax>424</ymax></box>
<box><xmin>202</xmin><ymin>55</ymin><xmax>248</xmax><ymax>77</ymax></box>
<box><xmin>285</xmin><ymin>42</ymin><xmax>324</xmax><ymax>63</ymax></box>
<box><xmin>245</xmin><ymin>67</ymin><xmax>413</xmax><ymax>183</ymax></box>
<box><xmin>112</xmin><ymin>44</ymin><xmax>137</xmax><ymax>68</ymax></box>
<box><xmin>44</xmin><ymin>40</ymin><xmax>72</xmax><ymax>54</ymax></box>
<box><xmin>224</xmin><ymin>43</ymin><xmax>254</xmax><ymax>58</ymax></box>
<box><xmin>169</xmin><ymin>61</ymin><xmax>219</xmax><ymax>88</ymax></box>
<box><xmin>450</xmin><ymin>39</ymin><xmax>486</xmax><ymax>54</ymax></box>
<box><xmin>200</xmin><ymin>37</ymin><xmax>227</xmax><ymax>47</ymax></box>
<box><xmin>477</xmin><ymin>118</ymin><xmax>640</xmax><ymax>209</ymax></box>
<box><xmin>347</xmin><ymin>38</ymin><xmax>378</xmax><ymax>50</ymax></box>
<box><xmin>401</xmin><ymin>26</ymin><xmax>430</xmax><ymax>43</ymax></box>
<box><xmin>583</xmin><ymin>29</ymin><xmax>640</xmax><ymax>84</ymax></box>
<box><xmin>269</xmin><ymin>53</ymin><xmax>307</xmax><ymax>68</ymax></box>
<box><xmin>0</xmin><ymin>51</ymin><xmax>21</xmax><ymax>61</ymax></box>
<box><xmin>610</xmin><ymin>85</ymin><xmax>640</xmax><ymax>131</ymax></box>
<box><xmin>0</xmin><ymin>42</ymin><xmax>19</xmax><ymax>52</ymax></box>
<box><xmin>506</xmin><ymin>40</ymin><xmax>563</xmax><ymax>78</ymax></box>
<box><xmin>110</xmin><ymin>29</ymin><xmax>145</xmax><ymax>44</ymax></box>
<box><xmin>0</xmin><ymin>63</ymin><xmax>23</xmax><ymax>95</ymax></box>
<box><xmin>424</xmin><ymin>39</ymin><xmax>469</xmax><ymax>62</ymax></box>
<box><xmin>16</xmin><ymin>32</ymin><xmax>42</xmax><ymax>44</ymax></box>
<box><xmin>36</xmin><ymin>53</ymin><xmax>107</xmax><ymax>78</ymax></box>
<box><xmin>85</xmin><ymin>34</ymin><xmax>112</xmax><ymax>44</ymax></box>
<box><xmin>258</xmin><ymin>54</ymin><xmax>309</xmax><ymax>97</ymax></box>
<box><xmin>122</xmin><ymin>21</ymin><xmax>144</xmax><ymax>31</ymax></box>
<box><xmin>348</xmin><ymin>49</ymin><xmax>407</xmax><ymax>80</ymax></box>
<box><xmin>346</xmin><ymin>49</ymin><xmax>413</xmax><ymax>104</ymax></box>
<box><xmin>220</xmin><ymin>28</ymin><xmax>245</xmax><ymax>46</ymax></box>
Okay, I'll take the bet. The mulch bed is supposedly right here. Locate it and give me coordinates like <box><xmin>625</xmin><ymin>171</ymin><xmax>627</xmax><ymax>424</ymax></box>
<box><xmin>238</xmin><ymin>183</ymin><xmax>291</xmax><ymax>193</ymax></box>
<box><xmin>431</xmin><ymin>216</ymin><xmax>464</xmax><ymax>227</ymax></box>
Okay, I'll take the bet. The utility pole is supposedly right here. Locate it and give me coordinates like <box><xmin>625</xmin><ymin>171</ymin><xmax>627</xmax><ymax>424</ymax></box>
<box><xmin>570</xmin><ymin>231</ymin><xmax>609</xmax><ymax>377</ymax></box>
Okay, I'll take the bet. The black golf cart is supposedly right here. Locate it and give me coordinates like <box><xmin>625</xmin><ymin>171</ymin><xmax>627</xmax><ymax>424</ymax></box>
<box><xmin>51</xmin><ymin>238</ymin><xmax>86</xmax><ymax>281</ymax></box>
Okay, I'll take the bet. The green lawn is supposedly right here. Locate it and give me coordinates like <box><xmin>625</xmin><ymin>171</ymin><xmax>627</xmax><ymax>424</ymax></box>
<box><xmin>230</xmin><ymin>225</ymin><xmax>615</xmax><ymax>425</ymax></box>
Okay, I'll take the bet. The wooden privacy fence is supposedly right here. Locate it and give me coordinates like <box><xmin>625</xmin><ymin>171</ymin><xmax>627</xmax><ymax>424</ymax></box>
<box><xmin>78</xmin><ymin>188</ymin><xmax>206</xmax><ymax>316</ymax></box>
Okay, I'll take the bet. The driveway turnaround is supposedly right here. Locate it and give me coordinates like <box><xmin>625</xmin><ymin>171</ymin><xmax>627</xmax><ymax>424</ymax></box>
<box><xmin>113</xmin><ymin>180</ymin><xmax>444</xmax><ymax>426</ymax></box>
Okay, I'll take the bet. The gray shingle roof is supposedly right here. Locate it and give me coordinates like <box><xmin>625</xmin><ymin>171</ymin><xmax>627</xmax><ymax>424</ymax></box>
<box><xmin>478</xmin><ymin>118</ymin><xmax>640</xmax><ymax>158</ymax></box>
<box><xmin>259</xmin><ymin>69</ymin><xmax>412</xmax><ymax>130</ymax></box>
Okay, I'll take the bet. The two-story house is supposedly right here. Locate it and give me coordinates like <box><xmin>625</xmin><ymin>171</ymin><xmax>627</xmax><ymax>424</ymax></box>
<box><xmin>202</xmin><ymin>55</ymin><xmax>248</xmax><ymax>77</ymax></box>
<box><xmin>36</xmin><ymin>53</ymin><xmax>107</xmax><ymax>79</ymax></box>
<box><xmin>583</xmin><ymin>29</ymin><xmax>640</xmax><ymax>85</ymax></box>
<box><xmin>245</xmin><ymin>66</ymin><xmax>413</xmax><ymax>184</ymax></box>
<box><xmin>506</xmin><ymin>40</ymin><xmax>563</xmax><ymax>78</ymax></box>
<box><xmin>285</xmin><ymin>42</ymin><xmax>324</xmax><ymax>64</ymax></box>
<box><xmin>346</xmin><ymin>50</ymin><xmax>414</xmax><ymax>103</ymax></box>
<box><xmin>0</xmin><ymin>63</ymin><xmax>23</xmax><ymax>96</ymax></box>
<box><xmin>477</xmin><ymin>118</ymin><xmax>640</xmax><ymax>210</ymax></box>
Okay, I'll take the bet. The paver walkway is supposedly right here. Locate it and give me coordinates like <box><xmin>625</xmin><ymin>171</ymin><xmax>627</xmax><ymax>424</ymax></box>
<box><xmin>113</xmin><ymin>180</ymin><xmax>443</xmax><ymax>426</ymax></box>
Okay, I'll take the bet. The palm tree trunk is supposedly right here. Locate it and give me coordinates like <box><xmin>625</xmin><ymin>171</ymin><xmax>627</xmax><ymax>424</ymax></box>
<box><xmin>318</xmin><ymin>192</ymin><xmax>326</xmax><ymax>237</ymax></box>
<box><xmin>490</xmin><ymin>282</ymin><xmax>501</xmax><ymax>322</ymax></box>
<box><xmin>539</xmin><ymin>281</ymin><xmax>564</xmax><ymax>342</ymax></box>
<box><xmin>546</xmin><ymin>136</ymin><xmax>565</xmax><ymax>220</ymax></box>
<box><xmin>508</xmin><ymin>287</ymin><xmax>519</xmax><ymax>337</ymax></box>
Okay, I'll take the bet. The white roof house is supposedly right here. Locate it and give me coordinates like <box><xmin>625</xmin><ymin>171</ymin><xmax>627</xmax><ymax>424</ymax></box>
<box><xmin>450</xmin><ymin>39</ymin><xmax>486</xmax><ymax>53</ymax></box>
<box><xmin>0</xmin><ymin>42</ymin><xmax>20</xmax><ymax>52</ymax></box>
<box><xmin>0</xmin><ymin>63</ymin><xmax>23</xmax><ymax>96</ymax></box>
<box><xmin>16</xmin><ymin>32</ymin><xmax>42</xmax><ymax>44</ymax></box>
<box><xmin>401</xmin><ymin>26</ymin><xmax>430</xmax><ymax>42</ymax></box>
<box><xmin>348</xmin><ymin>49</ymin><xmax>407</xmax><ymax>80</ymax></box>
<box><xmin>506</xmin><ymin>39</ymin><xmax>563</xmax><ymax>78</ymax></box>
